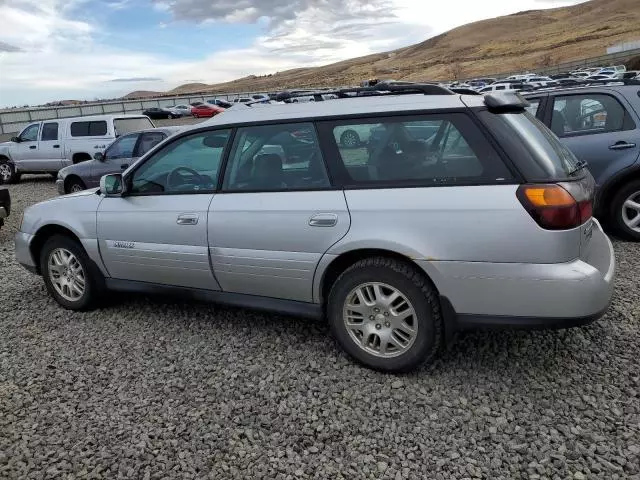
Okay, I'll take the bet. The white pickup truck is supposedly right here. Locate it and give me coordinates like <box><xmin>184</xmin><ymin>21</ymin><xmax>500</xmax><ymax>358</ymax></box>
<box><xmin>0</xmin><ymin>114</ymin><xmax>155</xmax><ymax>183</ymax></box>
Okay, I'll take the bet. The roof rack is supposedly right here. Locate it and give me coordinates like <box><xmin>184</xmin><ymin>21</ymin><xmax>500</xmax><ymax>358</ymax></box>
<box><xmin>528</xmin><ymin>78</ymin><xmax>640</xmax><ymax>92</ymax></box>
<box><xmin>271</xmin><ymin>81</ymin><xmax>454</xmax><ymax>103</ymax></box>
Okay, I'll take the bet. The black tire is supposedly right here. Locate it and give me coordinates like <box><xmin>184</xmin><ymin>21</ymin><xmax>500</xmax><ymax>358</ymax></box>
<box><xmin>65</xmin><ymin>177</ymin><xmax>86</xmax><ymax>194</ymax></box>
<box><xmin>611</xmin><ymin>179</ymin><xmax>640</xmax><ymax>241</ymax></box>
<box><xmin>327</xmin><ymin>257</ymin><xmax>442</xmax><ymax>372</ymax></box>
<box><xmin>340</xmin><ymin>129</ymin><xmax>360</xmax><ymax>148</ymax></box>
<box><xmin>40</xmin><ymin>235</ymin><xmax>104</xmax><ymax>311</ymax></box>
<box><xmin>0</xmin><ymin>158</ymin><xmax>18</xmax><ymax>184</ymax></box>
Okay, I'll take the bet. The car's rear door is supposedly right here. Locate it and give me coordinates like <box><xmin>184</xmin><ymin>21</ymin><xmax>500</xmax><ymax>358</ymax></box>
<box><xmin>208</xmin><ymin>122</ymin><xmax>350</xmax><ymax>302</ymax></box>
<box><xmin>35</xmin><ymin>122</ymin><xmax>64</xmax><ymax>171</ymax></box>
<box><xmin>543</xmin><ymin>90</ymin><xmax>640</xmax><ymax>187</ymax></box>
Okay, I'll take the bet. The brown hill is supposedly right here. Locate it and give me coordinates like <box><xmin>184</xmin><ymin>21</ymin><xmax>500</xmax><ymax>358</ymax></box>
<box><xmin>131</xmin><ymin>0</ymin><xmax>640</xmax><ymax>96</ymax></box>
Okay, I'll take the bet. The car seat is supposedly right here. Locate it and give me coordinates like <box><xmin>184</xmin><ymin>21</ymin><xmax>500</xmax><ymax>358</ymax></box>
<box><xmin>551</xmin><ymin>110</ymin><xmax>568</xmax><ymax>136</ymax></box>
<box><xmin>251</xmin><ymin>153</ymin><xmax>285</xmax><ymax>190</ymax></box>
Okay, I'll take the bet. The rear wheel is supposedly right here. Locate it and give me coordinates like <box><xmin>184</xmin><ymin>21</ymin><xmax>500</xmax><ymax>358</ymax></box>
<box><xmin>611</xmin><ymin>179</ymin><xmax>640</xmax><ymax>240</ymax></box>
<box><xmin>327</xmin><ymin>257</ymin><xmax>442</xmax><ymax>372</ymax></box>
<box><xmin>0</xmin><ymin>159</ymin><xmax>18</xmax><ymax>184</ymax></box>
<box><xmin>40</xmin><ymin>235</ymin><xmax>102</xmax><ymax>310</ymax></box>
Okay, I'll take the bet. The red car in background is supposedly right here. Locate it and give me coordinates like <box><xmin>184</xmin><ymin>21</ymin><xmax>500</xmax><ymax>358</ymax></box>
<box><xmin>191</xmin><ymin>104</ymin><xmax>225</xmax><ymax>118</ymax></box>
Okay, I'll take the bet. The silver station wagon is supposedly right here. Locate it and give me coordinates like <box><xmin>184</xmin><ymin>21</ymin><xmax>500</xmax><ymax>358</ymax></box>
<box><xmin>15</xmin><ymin>83</ymin><xmax>615</xmax><ymax>372</ymax></box>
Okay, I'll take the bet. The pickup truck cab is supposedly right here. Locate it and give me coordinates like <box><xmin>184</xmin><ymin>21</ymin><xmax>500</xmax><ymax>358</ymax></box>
<box><xmin>0</xmin><ymin>114</ymin><xmax>155</xmax><ymax>184</ymax></box>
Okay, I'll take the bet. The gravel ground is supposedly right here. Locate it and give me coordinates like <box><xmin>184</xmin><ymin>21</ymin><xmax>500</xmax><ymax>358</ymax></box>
<box><xmin>1</xmin><ymin>177</ymin><xmax>639</xmax><ymax>480</ymax></box>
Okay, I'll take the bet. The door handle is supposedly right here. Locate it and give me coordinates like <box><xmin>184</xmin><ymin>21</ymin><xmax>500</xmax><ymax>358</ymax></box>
<box><xmin>609</xmin><ymin>141</ymin><xmax>636</xmax><ymax>150</ymax></box>
<box><xmin>309</xmin><ymin>213</ymin><xmax>338</xmax><ymax>227</ymax></box>
<box><xmin>29</xmin><ymin>145</ymin><xmax>36</xmax><ymax>149</ymax></box>
<box><xmin>53</xmin><ymin>145</ymin><xmax>60</xmax><ymax>148</ymax></box>
<box><xmin>176</xmin><ymin>213</ymin><xmax>199</xmax><ymax>225</ymax></box>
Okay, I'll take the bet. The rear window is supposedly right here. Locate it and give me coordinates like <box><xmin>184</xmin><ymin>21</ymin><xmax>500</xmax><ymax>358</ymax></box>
<box><xmin>70</xmin><ymin>121</ymin><xmax>107</xmax><ymax>137</ymax></box>
<box><xmin>479</xmin><ymin>110</ymin><xmax>580</xmax><ymax>180</ymax></box>
<box><xmin>114</xmin><ymin>117</ymin><xmax>154</xmax><ymax>136</ymax></box>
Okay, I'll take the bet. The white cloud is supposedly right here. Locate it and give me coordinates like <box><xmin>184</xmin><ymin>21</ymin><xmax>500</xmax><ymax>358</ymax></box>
<box><xmin>0</xmin><ymin>0</ymin><xmax>591</xmax><ymax>106</ymax></box>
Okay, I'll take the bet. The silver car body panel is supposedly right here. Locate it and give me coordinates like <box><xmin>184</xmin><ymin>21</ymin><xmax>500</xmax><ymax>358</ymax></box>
<box><xmin>96</xmin><ymin>194</ymin><xmax>219</xmax><ymax>290</ymax></box>
<box><xmin>209</xmin><ymin>191</ymin><xmax>350</xmax><ymax>302</ymax></box>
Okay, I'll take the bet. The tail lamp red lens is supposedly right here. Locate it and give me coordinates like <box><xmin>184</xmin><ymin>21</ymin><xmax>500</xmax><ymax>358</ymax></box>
<box><xmin>517</xmin><ymin>183</ymin><xmax>593</xmax><ymax>230</ymax></box>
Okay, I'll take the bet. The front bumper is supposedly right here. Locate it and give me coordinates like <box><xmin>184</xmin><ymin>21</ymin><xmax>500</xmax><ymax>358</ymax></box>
<box><xmin>55</xmin><ymin>179</ymin><xmax>65</xmax><ymax>195</ymax></box>
<box><xmin>417</xmin><ymin>219</ymin><xmax>616</xmax><ymax>329</ymax></box>
<box><xmin>15</xmin><ymin>231</ymin><xmax>38</xmax><ymax>274</ymax></box>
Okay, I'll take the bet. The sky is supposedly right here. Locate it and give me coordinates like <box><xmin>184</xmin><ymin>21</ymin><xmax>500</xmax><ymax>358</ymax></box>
<box><xmin>0</xmin><ymin>0</ymin><xmax>590</xmax><ymax>107</ymax></box>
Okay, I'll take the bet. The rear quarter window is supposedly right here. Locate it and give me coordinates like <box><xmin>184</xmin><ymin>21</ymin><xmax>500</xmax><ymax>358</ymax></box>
<box><xmin>114</xmin><ymin>117</ymin><xmax>154</xmax><ymax>136</ymax></box>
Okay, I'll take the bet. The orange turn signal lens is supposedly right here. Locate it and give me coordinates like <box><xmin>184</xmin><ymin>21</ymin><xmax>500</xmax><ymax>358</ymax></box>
<box><xmin>522</xmin><ymin>185</ymin><xmax>575</xmax><ymax>207</ymax></box>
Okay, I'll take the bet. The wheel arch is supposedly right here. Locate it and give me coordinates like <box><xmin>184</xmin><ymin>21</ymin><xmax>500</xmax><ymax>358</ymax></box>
<box><xmin>596</xmin><ymin>165</ymin><xmax>640</xmax><ymax>220</ymax></box>
<box><xmin>72</xmin><ymin>152</ymin><xmax>92</xmax><ymax>164</ymax></box>
<box><xmin>30</xmin><ymin>224</ymin><xmax>83</xmax><ymax>274</ymax></box>
<box><xmin>64</xmin><ymin>174</ymin><xmax>86</xmax><ymax>193</ymax></box>
<box><xmin>315</xmin><ymin>247</ymin><xmax>440</xmax><ymax>306</ymax></box>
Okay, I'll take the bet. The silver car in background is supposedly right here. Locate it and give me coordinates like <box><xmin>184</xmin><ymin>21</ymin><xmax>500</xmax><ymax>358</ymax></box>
<box><xmin>56</xmin><ymin>127</ymin><xmax>181</xmax><ymax>194</ymax></box>
<box><xmin>15</xmin><ymin>84</ymin><xmax>615</xmax><ymax>372</ymax></box>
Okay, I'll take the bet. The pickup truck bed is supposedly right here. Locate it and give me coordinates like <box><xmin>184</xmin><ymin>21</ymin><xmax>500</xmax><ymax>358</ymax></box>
<box><xmin>0</xmin><ymin>188</ymin><xmax>10</xmax><ymax>228</ymax></box>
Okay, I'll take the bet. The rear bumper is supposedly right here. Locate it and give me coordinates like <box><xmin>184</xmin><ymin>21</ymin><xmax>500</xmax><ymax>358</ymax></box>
<box><xmin>15</xmin><ymin>231</ymin><xmax>38</xmax><ymax>274</ymax></box>
<box><xmin>417</xmin><ymin>219</ymin><xmax>615</xmax><ymax>329</ymax></box>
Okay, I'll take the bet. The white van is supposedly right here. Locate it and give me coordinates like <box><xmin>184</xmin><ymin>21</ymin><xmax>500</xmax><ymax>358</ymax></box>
<box><xmin>0</xmin><ymin>114</ymin><xmax>154</xmax><ymax>183</ymax></box>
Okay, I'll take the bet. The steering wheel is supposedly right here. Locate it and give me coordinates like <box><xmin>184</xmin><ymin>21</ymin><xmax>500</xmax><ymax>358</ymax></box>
<box><xmin>167</xmin><ymin>166</ymin><xmax>205</xmax><ymax>190</ymax></box>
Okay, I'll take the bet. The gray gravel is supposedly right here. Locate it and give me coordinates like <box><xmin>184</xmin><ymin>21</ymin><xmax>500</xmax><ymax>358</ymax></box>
<box><xmin>1</xmin><ymin>177</ymin><xmax>640</xmax><ymax>479</ymax></box>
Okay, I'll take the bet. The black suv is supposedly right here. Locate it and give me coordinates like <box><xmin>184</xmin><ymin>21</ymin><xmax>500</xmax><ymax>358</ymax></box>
<box><xmin>523</xmin><ymin>82</ymin><xmax>640</xmax><ymax>239</ymax></box>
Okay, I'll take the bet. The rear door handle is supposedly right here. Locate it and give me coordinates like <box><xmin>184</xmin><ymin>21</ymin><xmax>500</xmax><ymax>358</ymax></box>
<box><xmin>309</xmin><ymin>213</ymin><xmax>338</xmax><ymax>227</ymax></box>
<box><xmin>176</xmin><ymin>213</ymin><xmax>199</xmax><ymax>225</ymax></box>
<box><xmin>53</xmin><ymin>145</ymin><xmax>60</xmax><ymax>148</ymax></box>
<box><xmin>29</xmin><ymin>145</ymin><xmax>36</xmax><ymax>149</ymax></box>
<box><xmin>609</xmin><ymin>141</ymin><xmax>636</xmax><ymax>150</ymax></box>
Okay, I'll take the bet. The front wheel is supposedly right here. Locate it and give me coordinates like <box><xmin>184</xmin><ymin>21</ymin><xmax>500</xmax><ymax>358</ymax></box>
<box><xmin>66</xmin><ymin>178</ymin><xmax>86</xmax><ymax>193</ymax></box>
<box><xmin>40</xmin><ymin>235</ymin><xmax>102</xmax><ymax>310</ymax></box>
<box><xmin>611</xmin><ymin>179</ymin><xmax>640</xmax><ymax>240</ymax></box>
<box><xmin>327</xmin><ymin>257</ymin><xmax>442</xmax><ymax>372</ymax></box>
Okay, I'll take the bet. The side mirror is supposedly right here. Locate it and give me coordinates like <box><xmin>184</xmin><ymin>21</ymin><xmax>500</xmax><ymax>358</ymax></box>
<box><xmin>94</xmin><ymin>152</ymin><xmax>104</xmax><ymax>161</ymax></box>
<box><xmin>10</xmin><ymin>136</ymin><xmax>21</xmax><ymax>143</ymax></box>
<box><xmin>100</xmin><ymin>173</ymin><xmax>125</xmax><ymax>197</ymax></box>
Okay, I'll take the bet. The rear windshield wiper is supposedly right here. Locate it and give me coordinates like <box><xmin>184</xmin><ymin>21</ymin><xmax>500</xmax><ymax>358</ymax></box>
<box><xmin>567</xmin><ymin>159</ymin><xmax>588</xmax><ymax>176</ymax></box>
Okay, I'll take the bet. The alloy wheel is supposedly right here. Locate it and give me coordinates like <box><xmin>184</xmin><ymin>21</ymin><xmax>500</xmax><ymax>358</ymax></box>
<box><xmin>0</xmin><ymin>163</ymin><xmax>12</xmax><ymax>182</ymax></box>
<box><xmin>48</xmin><ymin>248</ymin><xmax>86</xmax><ymax>302</ymax></box>
<box><xmin>342</xmin><ymin>282</ymin><xmax>418</xmax><ymax>358</ymax></box>
<box><xmin>622</xmin><ymin>191</ymin><xmax>640</xmax><ymax>233</ymax></box>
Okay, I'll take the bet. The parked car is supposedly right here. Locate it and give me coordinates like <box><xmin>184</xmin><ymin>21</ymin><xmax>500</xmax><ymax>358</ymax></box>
<box><xmin>167</xmin><ymin>105</ymin><xmax>193</xmax><ymax>117</ymax></box>
<box><xmin>192</xmin><ymin>104</ymin><xmax>225</xmax><ymax>118</ymax></box>
<box><xmin>478</xmin><ymin>83</ymin><xmax>534</xmax><ymax>94</ymax></box>
<box><xmin>15</xmin><ymin>85</ymin><xmax>615</xmax><ymax>372</ymax></box>
<box><xmin>524</xmin><ymin>83</ymin><xmax>640</xmax><ymax>239</ymax></box>
<box><xmin>207</xmin><ymin>99</ymin><xmax>232</xmax><ymax>109</ymax></box>
<box><xmin>0</xmin><ymin>186</ymin><xmax>9</xmax><ymax>230</ymax></box>
<box><xmin>55</xmin><ymin>127</ymin><xmax>181</xmax><ymax>194</ymax></box>
<box><xmin>142</xmin><ymin>107</ymin><xmax>181</xmax><ymax>120</ymax></box>
<box><xmin>0</xmin><ymin>115</ymin><xmax>154</xmax><ymax>184</ymax></box>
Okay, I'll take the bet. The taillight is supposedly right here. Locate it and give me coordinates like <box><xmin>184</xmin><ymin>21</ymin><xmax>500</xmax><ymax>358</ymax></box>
<box><xmin>517</xmin><ymin>182</ymin><xmax>593</xmax><ymax>230</ymax></box>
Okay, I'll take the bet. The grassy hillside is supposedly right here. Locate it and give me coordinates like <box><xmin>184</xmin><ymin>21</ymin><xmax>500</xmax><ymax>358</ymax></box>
<box><xmin>129</xmin><ymin>0</ymin><xmax>640</xmax><ymax>97</ymax></box>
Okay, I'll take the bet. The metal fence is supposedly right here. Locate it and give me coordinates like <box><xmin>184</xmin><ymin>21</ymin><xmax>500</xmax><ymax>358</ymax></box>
<box><xmin>0</xmin><ymin>92</ymin><xmax>268</xmax><ymax>136</ymax></box>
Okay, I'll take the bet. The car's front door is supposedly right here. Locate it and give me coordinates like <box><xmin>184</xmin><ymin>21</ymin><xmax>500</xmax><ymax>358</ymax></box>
<box><xmin>34</xmin><ymin>122</ymin><xmax>64</xmax><ymax>171</ymax></box>
<box><xmin>546</xmin><ymin>91</ymin><xmax>640</xmax><ymax>187</ymax></box>
<box><xmin>209</xmin><ymin>122</ymin><xmax>350</xmax><ymax>302</ymax></box>
<box><xmin>11</xmin><ymin>123</ymin><xmax>41</xmax><ymax>172</ymax></box>
<box><xmin>89</xmin><ymin>133</ymin><xmax>140</xmax><ymax>188</ymax></box>
<box><xmin>97</xmin><ymin>129</ymin><xmax>232</xmax><ymax>290</ymax></box>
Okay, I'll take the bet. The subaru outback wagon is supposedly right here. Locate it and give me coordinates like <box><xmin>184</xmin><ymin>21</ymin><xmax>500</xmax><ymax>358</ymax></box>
<box><xmin>15</xmin><ymin>84</ymin><xmax>615</xmax><ymax>372</ymax></box>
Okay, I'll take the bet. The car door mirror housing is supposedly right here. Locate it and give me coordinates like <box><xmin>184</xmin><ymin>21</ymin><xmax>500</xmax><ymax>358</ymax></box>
<box><xmin>10</xmin><ymin>137</ymin><xmax>21</xmax><ymax>143</ymax></box>
<box><xmin>100</xmin><ymin>173</ymin><xmax>126</xmax><ymax>197</ymax></box>
<box><xmin>94</xmin><ymin>152</ymin><xmax>104</xmax><ymax>161</ymax></box>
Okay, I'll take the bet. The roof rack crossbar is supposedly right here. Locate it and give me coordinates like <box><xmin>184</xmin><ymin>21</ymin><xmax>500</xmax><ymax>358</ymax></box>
<box><xmin>273</xmin><ymin>81</ymin><xmax>454</xmax><ymax>102</ymax></box>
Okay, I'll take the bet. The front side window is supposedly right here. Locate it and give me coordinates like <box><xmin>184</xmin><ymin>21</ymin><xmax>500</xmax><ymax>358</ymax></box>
<box><xmin>551</xmin><ymin>93</ymin><xmax>635</xmax><ymax>137</ymax></box>
<box><xmin>105</xmin><ymin>133</ymin><xmax>139</xmax><ymax>160</ymax></box>
<box><xmin>41</xmin><ymin>122</ymin><xmax>59</xmax><ymax>141</ymax></box>
<box><xmin>328</xmin><ymin>113</ymin><xmax>513</xmax><ymax>186</ymax></box>
<box><xmin>129</xmin><ymin>130</ymin><xmax>230</xmax><ymax>195</ymax></box>
<box><xmin>70</xmin><ymin>121</ymin><xmax>107</xmax><ymax>137</ymax></box>
<box><xmin>223</xmin><ymin>123</ymin><xmax>330</xmax><ymax>191</ymax></box>
<box><xmin>20</xmin><ymin>124</ymin><xmax>39</xmax><ymax>142</ymax></box>
<box><xmin>525</xmin><ymin>99</ymin><xmax>541</xmax><ymax>117</ymax></box>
